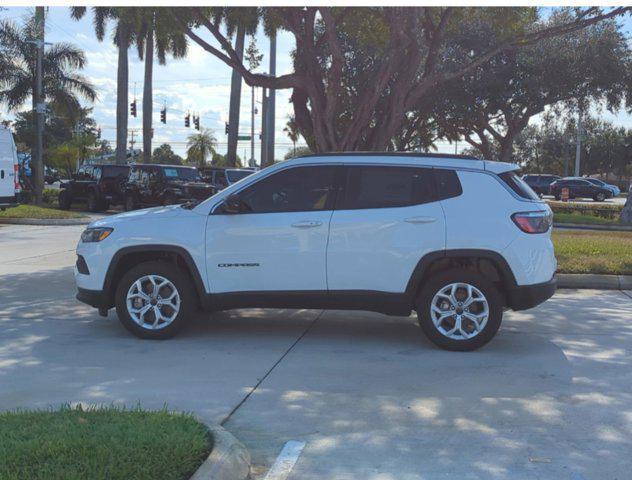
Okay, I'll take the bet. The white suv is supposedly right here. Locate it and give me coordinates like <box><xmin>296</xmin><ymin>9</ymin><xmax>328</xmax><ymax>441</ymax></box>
<box><xmin>75</xmin><ymin>153</ymin><xmax>556</xmax><ymax>351</ymax></box>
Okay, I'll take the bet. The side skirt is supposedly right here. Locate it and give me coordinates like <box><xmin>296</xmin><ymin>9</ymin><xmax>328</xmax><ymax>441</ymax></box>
<box><xmin>203</xmin><ymin>290</ymin><xmax>413</xmax><ymax>316</ymax></box>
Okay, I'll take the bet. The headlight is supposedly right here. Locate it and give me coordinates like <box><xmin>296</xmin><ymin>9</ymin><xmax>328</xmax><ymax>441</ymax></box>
<box><xmin>81</xmin><ymin>227</ymin><xmax>113</xmax><ymax>243</ymax></box>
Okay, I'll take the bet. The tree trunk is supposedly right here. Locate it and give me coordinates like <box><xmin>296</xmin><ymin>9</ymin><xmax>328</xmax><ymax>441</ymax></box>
<box><xmin>116</xmin><ymin>25</ymin><xmax>129</xmax><ymax>165</ymax></box>
<box><xmin>142</xmin><ymin>27</ymin><xmax>154</xmax><ymax>163</ymax></box>
<box><xmin>498</xmin><ymin>137</ymin><xmax>514</xmax><ymax>163</ymax></box>
<box><xmin>226</xmin><ymin>25</ymin><xmax>245</xmax><ymax>167</ymax></box>
<box><xmin>621</xmin><ymin>185</ymin><xmax>632</xmax><ymax>225</ymax></box>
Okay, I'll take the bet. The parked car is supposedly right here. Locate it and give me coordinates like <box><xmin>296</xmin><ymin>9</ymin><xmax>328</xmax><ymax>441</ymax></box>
<box><xmin>584</xmin><ymin>177</ymin><xmax>620</xmax><ymax>197</ymax></box>
<box><xmin>199</xmin><ymin>166</ymin><xmax>255</xmax><ymax>191</ymax></box>
<box><xmin>0</xmin><ymin>127</ymin><xmax>20</xmax><ymax>211</ymax></box>
<box><xmin>521</xmin><ymin>174</ymin><xmax>560</xmax><ymax>196</ymax></box>
<box><xmin>44</xmin><ymin>166</ymin><xmax>60</xmax><ymax>185</ymax></box>
<box><xmin>75</xmin><ymin>153</ymin><xmax>557</xmax><ymax>351</ymax></box>
<box><xmin>123</xmin><ymin>164</ymin><xmax>215</xmax><ymax>211</ymax></box>
<box><xmin>59</xmin><ymin>164</ymin><xmax>130</xmax><ymax>212</ymax></box>
<box><xmin>549</xmin><ymin>177</ymin><xmax>613</xmax><ymax>202</ymax></box>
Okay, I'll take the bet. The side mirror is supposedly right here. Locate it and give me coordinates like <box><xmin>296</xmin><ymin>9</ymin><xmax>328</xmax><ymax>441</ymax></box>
<box><xmin>222</xmin><ymin>193</ymin><xmax>243</xmax><ymax>214</ymax></box>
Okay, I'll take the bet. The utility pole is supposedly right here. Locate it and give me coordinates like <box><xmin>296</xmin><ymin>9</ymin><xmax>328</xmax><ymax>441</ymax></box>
<box><xmin>265</xmin><ymin>32</ymin><xmax>276</xmax><ymax>166</ymax></box>
<box><xmin>129</xmin><ymin>129</ymin><xmax>137</xmax><ymax>152</ymax></box>
<box><xmin>574</xmin><ymin>111</ymin><xmax>583</xmax><ymax>177</ymax></box>
<box><xmin>260</xmin><ymin>87</ymin><xmax>268</xmax><ymax>166</ymax></box>
<box><xmin>32</xmin><ymin>6</ymin><xmax>46</xmax><ymax>204</ymax></box>
<box><xmin>454</xmin><ymin>139</ymin><xmax>458</xmax><ymax>155</ymax></box>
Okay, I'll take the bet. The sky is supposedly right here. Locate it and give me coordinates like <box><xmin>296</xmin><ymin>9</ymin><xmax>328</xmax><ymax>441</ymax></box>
<box><xmin>1</xmin><ymin>7</ymin><xmax>631</xmax><ymax>162</ymax></box>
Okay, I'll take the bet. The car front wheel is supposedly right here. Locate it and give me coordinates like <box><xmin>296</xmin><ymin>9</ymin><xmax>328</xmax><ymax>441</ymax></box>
<box><xmin>416</xmin><ymin>269</ymin><xmax>503</xmax><ymax>351</ymax></box>
<box><xmin>594</xmin><ymin>192</ymin><xmax>606</xmax><ymax>202</ymax></box>
<box><xmin>115</xmin><ymin>261</ymin><xmax>195</xmax><ymax>339</ymax></box>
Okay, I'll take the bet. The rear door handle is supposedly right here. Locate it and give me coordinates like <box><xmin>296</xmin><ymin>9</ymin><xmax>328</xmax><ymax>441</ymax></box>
<box><xmin>291</xmin><ymin>220</ymin><xmax>322</xmax><ymax>228</ymax></box>
<box><xmin>404</xmin><ymin>216</ymin><xmax>436</xmax><ymax>224</ymax></box>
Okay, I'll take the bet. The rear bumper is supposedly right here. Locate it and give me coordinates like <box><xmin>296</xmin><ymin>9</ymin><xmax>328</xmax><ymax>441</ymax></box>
<box><xmin>76</xmin><ymin>287</ymin><xmax>111</xmax><ymax>309</ymax></box>
<box><xmin>507</xmin><ymin>276</ymin><xmax>557</xmax><ymax>311</ymax></box>
<box><xmin>0</xmin><ymin>194</ymin><xmax>18</xmax><ymax>209</ymax></box>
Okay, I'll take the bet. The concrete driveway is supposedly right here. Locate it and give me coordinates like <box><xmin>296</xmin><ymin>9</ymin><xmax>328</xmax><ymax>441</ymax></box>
<box><xmin>1</xmin><ymin>224</ymin><xmax>631</xmax><ymax>480</ymax></box>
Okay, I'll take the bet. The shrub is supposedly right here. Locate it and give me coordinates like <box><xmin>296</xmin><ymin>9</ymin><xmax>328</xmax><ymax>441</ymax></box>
<box><xmin>42</xmin><ymin>188</ymin><xmax>59</xmax><ymax>206</ymax></box>
<box><xmin>548</xmin><ymin>201</ymin><xmax>623</xmax><ymax>220</ymax></box>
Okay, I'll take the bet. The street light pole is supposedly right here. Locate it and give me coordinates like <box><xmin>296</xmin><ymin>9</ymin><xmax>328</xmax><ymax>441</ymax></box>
<box><xmin>251</xmin><ymin>85</ymin><xmax>255</xmax><ymax>167</ymax></box>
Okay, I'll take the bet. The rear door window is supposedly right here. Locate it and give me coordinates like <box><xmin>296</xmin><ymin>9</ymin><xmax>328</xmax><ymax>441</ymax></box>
<box><xmin>340</xmin><ymin>166</ymin><xmax>435</xmax><ymax>210</ymax></box>
<box><xmin>499</xmin><ymin>171</ymin><xmax>539</xmax><ymax>200</ymax></box>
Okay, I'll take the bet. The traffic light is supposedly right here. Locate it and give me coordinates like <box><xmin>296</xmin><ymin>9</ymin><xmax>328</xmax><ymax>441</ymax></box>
<box><xmin>225</xmin><ymin>122</ymin><xmax>229</xmax><ymax>134</ymax></box>
<box><xmin>130</xmin><ymin>100</ymin><xmax>137</xmax><ymax>117</ymax></box>
<box><xmin>194</xmin><ymin>115</ymin><xmax>200</xmax><ymax>130</ymax></box>
<box><xmin>160</xmin><ymin>107</ymin><xmax>166</xmax><ymax>124</ymax></box>
<box><xmin>184</xmin><ymin>113</ymin><xmax>190</xmax><ymax>128</ymax></box>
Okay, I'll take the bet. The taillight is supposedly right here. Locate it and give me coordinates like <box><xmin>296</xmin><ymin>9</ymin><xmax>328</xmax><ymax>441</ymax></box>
<box><xmin>14</xmin><ymin>164</ymin><xmax>21</xmax><ymax>193</ymax></box>
<box><xmin>511</xmin><ymin>211</ymin><xmax>552</xmax><ymax>234</ymax></box>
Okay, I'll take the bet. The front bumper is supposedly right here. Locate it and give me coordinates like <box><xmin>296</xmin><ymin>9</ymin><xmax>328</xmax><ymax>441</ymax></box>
<box><xmin>507</xmin><ymin>276</ymin><xmax>557</xmax><ymax>311</ymax></box>
<box><xmin>0</xmin><ymin>194</ymin><xmax>18</xmax><ymax>209</ymax></box>
<box><xmin>76</xmin><ymin>287</ymin><xmax>111</xmax><ymax>309</ymax></box>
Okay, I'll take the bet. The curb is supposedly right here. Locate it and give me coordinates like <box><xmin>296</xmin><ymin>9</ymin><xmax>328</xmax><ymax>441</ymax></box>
<box><xmin>191</xmin><ymin>425</ymin><xmax>250</xmax><ymax>480</ymax></box>
<box><xmin>0</xmin><ymin>217</ymin><xmax>90</xmax><ymax>226</ymax></box>
<box><xmin>554</xmin><ymin>222</ymin><xmax>632</xmax><ymax>232</ymax></box>
<box><xmin>557</xmin><ymin>273</ymin><xmax>632</xmax><ymax>290</ymax></box>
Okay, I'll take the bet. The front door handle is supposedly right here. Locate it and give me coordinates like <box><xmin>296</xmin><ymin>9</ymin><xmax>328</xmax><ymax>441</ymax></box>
<box><xmin>404</xmin><ymin>216</ymin><xmax>436</xmax><ymax>224</ymax></box>
<box><xmin>291</xmin><ymin>220</ymin><xmax>322</xmax><ymax>228</ymax></box>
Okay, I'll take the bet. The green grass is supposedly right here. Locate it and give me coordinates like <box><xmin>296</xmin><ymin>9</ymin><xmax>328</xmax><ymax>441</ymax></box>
<box><xmin>553</xmin><ymin>212</ymin><xmax>621</xmax><ymax>226</ymax></box>
<box><xmin>0</xmin><ymin>205</ymin><xmax>84</xmax><ymax>219</ymax></box>
<box><xmin>553</xmin><ymin>230</ymin><xmax>632</xmax><ymax>275</ymax></box>
<box><xmin>0</xmin><ymin>405</ymin><xmax>212</xmax><ymax>480</ymax></box>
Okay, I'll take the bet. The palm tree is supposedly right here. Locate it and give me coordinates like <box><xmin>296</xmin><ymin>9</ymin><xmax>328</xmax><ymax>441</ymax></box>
<box><xmin>283</xmin><ymin>116</ymin><xmax>300</xmax><ymax>157</ymax></box>
<box><xmin>134</xmin><ymin>8</ymin><xmax>188</xmax><ymax>163</ymax></box>
<box><xmin>186</xmin><ymin>129</ymin><xmax>217</xmax><ymax>167</ymax></box>
<box><xmin>0</xmin><ymin>15</ymin><xmax>96</xmax><ymax>118</ymax></box>
<box><xmin>221</xmin><ymin>8</ymin><xmax>259</xmax><ymax>167</ymax></box>
<box><xmin>70</xmin><ymin>7</ymin><xmax>135</xmax><ymax>164</ymax></box>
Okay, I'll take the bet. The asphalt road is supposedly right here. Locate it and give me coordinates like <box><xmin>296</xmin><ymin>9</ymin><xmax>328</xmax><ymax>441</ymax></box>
<box><xmin>1</xmin><ymin>223</ymin><xmax>631</xmax><ymax>480</ymax></box>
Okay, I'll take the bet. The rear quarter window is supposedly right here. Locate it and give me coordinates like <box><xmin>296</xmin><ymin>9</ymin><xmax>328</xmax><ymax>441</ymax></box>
<box><xmin>433</xmin><ymin>169</ymin><xmax>462</xmax><ymax>201</ymax></box>
<box><xmin>499</xmin><ymin>171</ymin><xmax>540</xmax><ymax>200</ymax></box>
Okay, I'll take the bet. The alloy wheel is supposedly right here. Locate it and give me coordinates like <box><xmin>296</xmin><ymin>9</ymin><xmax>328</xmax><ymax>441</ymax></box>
<box><xmin>429</xmin><ymin>282</ymin><xmax>489</xmax><ymax>340</ymax></box>
<box><xmin>126</xmin><ymin>274</ymin><xmax>181</xmax><ymax>330</ymax></box>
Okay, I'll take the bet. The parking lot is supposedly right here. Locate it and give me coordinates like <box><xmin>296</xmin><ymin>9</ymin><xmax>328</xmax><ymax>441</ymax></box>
<box><xmin>1</xmin><ymin>223</ymin><xmax>632</xmax><ymax>479</ymax></box>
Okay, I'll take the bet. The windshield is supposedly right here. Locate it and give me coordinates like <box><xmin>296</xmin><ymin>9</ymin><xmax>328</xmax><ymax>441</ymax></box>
<box><xmin>163</xmin><ymin>167</ymin><xmax>201</xmax><ymax>181</ymax></box>
<box><xmin>226</xmin><ymin>169</ymin><xmax>254</xmax><ymax>183</ymax></box>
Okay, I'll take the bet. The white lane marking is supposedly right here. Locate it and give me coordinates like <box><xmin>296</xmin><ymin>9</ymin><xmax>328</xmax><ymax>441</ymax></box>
<box><xmin>263</xmin><ymin>440</ymin><xmax>306</xmax><ymax>480</ymax></box>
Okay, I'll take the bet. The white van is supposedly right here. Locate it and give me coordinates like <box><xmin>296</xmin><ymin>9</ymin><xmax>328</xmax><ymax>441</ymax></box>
<box><xmin>0</xmin><ymin>127</ymin><xmax>20</xmax><ymax>210</ymax></box>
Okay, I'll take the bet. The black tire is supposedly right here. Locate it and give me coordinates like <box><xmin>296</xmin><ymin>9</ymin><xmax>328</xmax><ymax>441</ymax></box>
<box><xmin>416</xmin><ymin>269</ymin><xmax>503</xmax><ymax>352</ymax></box>
<box><xmin>87</xmin><ymin>190</ymin><xmax>100</xmax><ymax>212</ymax></box>
<box><xmin>124</xmin><ymin>194</ymin><xmax>137</xmax><ymax>211</ymax></box>
<box><xmin>115</xmin><ymin>261</ymin><xmax>195</xmax><ymax>339</ymax></box>
<box><xmin>594</xmin><ymin>192</ymin><xmax>606</xmax><ymax>202</ymax></box>
<box><xmin>58</xmin><ymin>190</ymin><xmax>72</xmax><ymax>210</ymax></box>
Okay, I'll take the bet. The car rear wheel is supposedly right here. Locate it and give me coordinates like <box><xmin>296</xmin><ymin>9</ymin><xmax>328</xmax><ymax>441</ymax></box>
<box><xmin>115</xmin><ymin>261</ymin><xmax>195</xmax><ymax>339</ymax></box>
<box><xmin>416</xmin><ymin>269</ymin><xmax>503</xmax><ymax>351</ymax></box>
<box><xmin>594</xmin><ymin>192</ymin><xmax>606</xmax><ymax>202</ymax></box>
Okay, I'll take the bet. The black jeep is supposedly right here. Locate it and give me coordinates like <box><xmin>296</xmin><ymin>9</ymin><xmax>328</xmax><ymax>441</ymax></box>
<box><xmin>59</xmin><ymin>164</ymin><xmax>130</xmax><ymax>212</ymax></box>
<box><xmin>123</xmin><ymin>164</ymin><xmax>215</xmax><ymax>210</ymax></box>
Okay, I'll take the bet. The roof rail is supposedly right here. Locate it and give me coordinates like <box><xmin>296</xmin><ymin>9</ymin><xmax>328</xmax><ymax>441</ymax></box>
<box><xmin>296</xmin><ymin>152</ymin><xmax>480</xmax><ymax>161</ymax></box>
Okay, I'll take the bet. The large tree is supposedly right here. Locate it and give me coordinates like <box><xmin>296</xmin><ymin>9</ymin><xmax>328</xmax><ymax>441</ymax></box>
<box><xmin>436</xmin><ymin>10</ymin><xmax>631</xmax><ymax>162</ymax></box>
<box><xmin>186</xmin><ymin>129</ymin><xmax>217</xmax><ymax>167</ymax></box>
<box><xmin>174</xmin><ymin>6</ymin><xmax>630</xmax><ymax>153</ymax></box>
<box><xmin>134</xmin><ymin>8</ymin><xmax>188</xmax><ymax>163</ymax></box>
<box><xmin>71</xmin><ymin>7</ymin><xmax>136</xmax><ymax>165</ymax></box>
